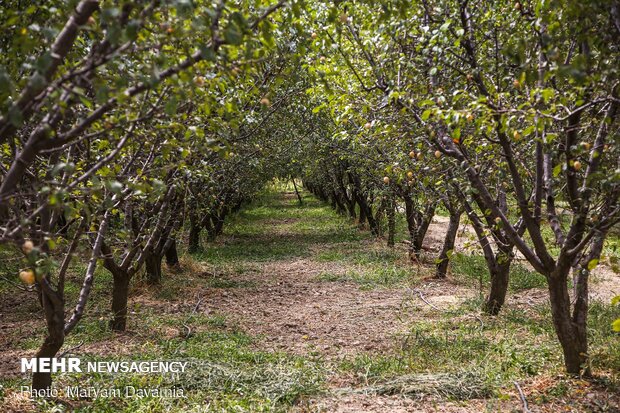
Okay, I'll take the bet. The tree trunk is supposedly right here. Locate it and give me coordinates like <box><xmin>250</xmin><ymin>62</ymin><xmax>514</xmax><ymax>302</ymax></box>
<box><xmin>387</xmin><ymin>197</ymin><xmax>395</xmax><ymax>247</ymax></box>
<box><xmin>366</xmin><ymin>206</ymin><xmax>379</xmax><ymax>236</ymax></box>
<box><xmin>291</xmin><ymin>178</ymin><xmax>303</xmax><ymax>205</ymax></box>
<box><xmin>32</xmin><ymin>289</ymin><xmax>65</xmax><ymax>391</ymax></box>
<box><xmin>357</xmin><ymin>198</ymin><xmax>367</xmax><ymax>228</ymax></box>
<box><xmin>214</xmin><ymin>210</ymin><xmax>227</xmax><ymax>236</ymax></box>
<box><xmin>145</xmin><ymin>251</ymin><xmax>162</xmax><ymax>285</ymax></box>
<box><xmin>548</xmin><ymin>269</ymin><xmax>588</xmax><ymax>375</ymax></box>
<box><xmin>331</xmin><ymin>190</ymin><xmax>347</xmax><ymax>214</ymax></box>
<box><xmin>165</xmin><ymin>238</ymin><xmax>179</xmax><ymax>267</ymax></box>
<box><xmin>188</xmin><ymin>216</ymin><xmax>202</xmax><ymax>253</ymax></box>
<box><xmin>484</xmin><ymin>258</ymin><xmax>511</xmax><ymax>315</ymax></box>
<box><xmin>110</xmin><ymin>269</ymin><xmax>130</xmax><ymax>331</ymax></box>
<box><xmin>435</xmin><ymin>210</ymin><xmax>460</xmax><ymax>278</ymax></box>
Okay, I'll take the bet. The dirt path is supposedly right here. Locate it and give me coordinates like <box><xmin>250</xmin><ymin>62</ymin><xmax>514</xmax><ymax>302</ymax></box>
<box><xmin>195</xmin><ymin>193</ymin><xmax>492</xmax><ymax>411</ymax></box>
<box><xmin>200</xmin><ymin>193</ymin><xmax>475</xmax><ymax>360</ymax></box>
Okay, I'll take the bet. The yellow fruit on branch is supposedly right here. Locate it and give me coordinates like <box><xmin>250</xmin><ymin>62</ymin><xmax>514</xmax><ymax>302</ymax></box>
<box><xmin>364</xmin><ymin>122</ymin><xmax>372</xmax><ymax>129</ymax></box>
<box><xmin>260</xmin><ymin>97</ymin><xmax>271</xmax><ymax>106</ymax></box>
<box><xmin>19</xmin><ymin>269</ymin><xmax>36</xmax><ymax>285</ymax></box>
<box><xmin>383</xmin><ymin>176</ymin><xmax>390</xmax><ymax>184</ymax></box>
<box><xmin>513</xmin><ymin>130</ymin><xmax>521</xmax><ymax>140</ymax></box>
<box><xmin>407</xmin><ymin>171</ymin><xmax>414</xmax><ymax>179</ymax></box>
<box><xmin>573</xmin><ymin>160</ymin><xmax>582</xmax><ymax>171</ymax></box>
<box><xmin>434</xmin><ymin>150</ymin><xmax>441</xmax><ymax>159</ymax></box>
<box><xmin>409</xmin><ymin>151</ymin><xmax>416</xmax><ymax>159</ymax></box>
<box><xmin>22</xmin><ymin>240</ymin><xmax>34</xmax><ymax>254</ymax></box>
<box><xmin>311</xmin><ymin>32</ymin><xmax>318</xmax><ymax>39</ymax></box>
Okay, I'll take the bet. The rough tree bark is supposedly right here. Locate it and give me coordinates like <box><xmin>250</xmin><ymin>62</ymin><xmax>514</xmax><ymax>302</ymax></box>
<box><xmin>435</xmin><ymin>209</ymin><xmax>461</xmax><ymax>278</ymax></box>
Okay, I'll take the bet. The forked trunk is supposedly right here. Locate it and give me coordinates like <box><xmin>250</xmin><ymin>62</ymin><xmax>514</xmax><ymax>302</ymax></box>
<box><xmin>548</xmin><ymin>268</ymin><xmax>588</xmax><ymax>375</ymax></box>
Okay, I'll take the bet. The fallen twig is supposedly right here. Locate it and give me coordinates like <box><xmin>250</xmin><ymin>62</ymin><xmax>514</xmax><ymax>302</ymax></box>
<box><xmin>59</xmin><ymin>341</ymin><xmax>84</xmax><ymax>357</ymax></box>
<box><xmin>513</xmin><ymin>380</ymin><xmax>531</xmax><ymax>413</ymax></box>
<box><xmin>411</xmin><ymin>288</ymin><xmax>440</xmax><ymax>311</ymax></box>
<box><xmin>182</xmin><ymin>295</ymin><xmax>203</xmax><ymax>338</ymax></box>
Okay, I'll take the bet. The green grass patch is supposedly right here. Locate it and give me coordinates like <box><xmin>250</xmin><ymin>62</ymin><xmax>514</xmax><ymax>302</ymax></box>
<box><xmin>338</xmin><ymin>298</ymin><xmax>620</xmax><ymax>398</ymax></box>
<box><xmin>315</xmin><ymin>265</ymin><xmax>411</xmax><ymax>289</ymax></box>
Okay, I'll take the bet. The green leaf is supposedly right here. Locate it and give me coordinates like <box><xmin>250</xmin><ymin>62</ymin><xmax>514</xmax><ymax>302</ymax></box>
<box><xmin>199</xmin><ymin>45</ymin><xmax>216</xmax><ymax>61</ymax></box>
<box><xmin>587</xmin><ymin>259</ymin><xmax>599</xmax><ymax>271</ymax></box>
<box><xmin>165</xmin><ymin>96</ymin><xmax>178</xmax><ymax>115</ymax></box>
<box><xmin>224</xmin><ymin>22</ymin><xmax>243</xmax><ymax>45</ymax></box>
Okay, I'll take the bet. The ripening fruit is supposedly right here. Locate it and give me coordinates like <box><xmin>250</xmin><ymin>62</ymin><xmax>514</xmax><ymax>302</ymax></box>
<box><xmin>194</xmin><ymin>76</ymin><xmax>205</xmax><ymax>86</ymax></box>
<box><xmin>407</xmin><ymin>171</ymin><xmax>414</xmax><ymax>179</ymax></box>
<box><xmin>495</xmin><ymin>217</ymin><xmax>502</xmax><ymax>224</ymax></box>
<box><xmin>434</xmin><ymin>150</ymin><xmax>441</xmax><ymax>159</ymax></box>
<box><xmin>513</xmin><ymin>130</ymin><xmax>521</xmax><ymax>140</ymax></box>
<box><xmin>416</xmin><ymin>152</ymin><xmax>423</xmax><ymax>160</ymax></box>
<box><xmin>19</xmin><ymin>269</ymin><xmax>36</xmax><ymax>285</ymax></box>
<box><xmin>87</xmin><ymin>16</ymin><xmax>96</xmax><ymax>25</ymax></box>
<box><xmin>339</xmin><ymin>13</ymin><xmax>348</xmax><ymax>23</ymax></box>
<box><xmin>311</xmin><ymin>32</ymin><xmax>318</xmax><ymax>39</ymax></box>
<box><xmin>167</xmin><ymin>27</ymin><xmax>174</xmax><ymax>34</ymax></box>
<box><xmin>580</xmin><ymin>142</ymin><xmax>591</xmax><ymax>150</ymax></box>
<box><xmin>364</xmin><ymin>122</ymin><xmax>372</xmax><ymax>129</ymax></box>
<box><xmin>409</xmin><ymin>151</ymin><xmax>416</xmax><ymax>159</ymax></box>
<box><xmin>260</xmin><ymin>97</ymin><xmax>270</xmax><ymax>106</ymax></box>
<box><xmin>466</xmin><ymin>74</ymin><xmax>473</xmax><ymax>81</ymax></box>
<box><xmin>573</xmin><ymin>160</ymin><xmax>582</xmax><ymax>171</ymax></box>
<box><xmin>515</xmin><ymin>2</ymin><xmax>521</xmax><ymax>10</ymax></box>
<box><xmin>383</xmin><ymin>176</ymin><xmax>390</xmax><ymax>184</ymax></box>
<box><xmin>466</xmin><ymin>113</ymin><xmax>474</xmax><ymax>122</ymax></box>
<box><xmin>513</xmin><ymin>79</ymin><xmax>520</xmax><ymax>88</ymax></box>
<box><xmin>22</xmin><ymin>240</ymin><xmax>34</xmax><ymax>254</ymax></box>
<box><xmin>320</xmin><ymin>56</ymin><xmax>326</xmax><ymax>63</ymax></box>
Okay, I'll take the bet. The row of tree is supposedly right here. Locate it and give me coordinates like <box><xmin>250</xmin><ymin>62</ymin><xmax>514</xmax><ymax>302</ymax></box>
<box><xmin>297</xmin><ymin>0</ymin><xmax>619</xmax><ymax>376</ymax></box>
<box><xmin>0</xmin><ymin>0</ymin><xmax>321</xmax><ymax>391</ymax></box>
